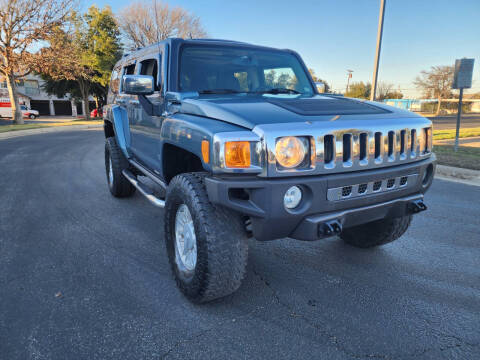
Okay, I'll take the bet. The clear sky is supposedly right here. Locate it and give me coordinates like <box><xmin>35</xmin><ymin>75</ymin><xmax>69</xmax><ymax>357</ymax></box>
<box><xmin>93</xmin><ymin>0</ymin><xmax>480</xmax><ymax>98</ymax></box>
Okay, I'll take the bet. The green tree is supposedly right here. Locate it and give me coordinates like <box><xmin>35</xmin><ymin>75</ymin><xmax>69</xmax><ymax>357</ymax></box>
<box><xmin>384</xmin><ymin>90</ymin><xmax>403</xmax><ymax>99</ymax></box>
<box><xmin>345</xmin><ymin>81</ymin><xmax>371</xmax><ymax>99</ymax></box>
<box><xmin>40</xmin><ymin>6</ymin><xmax>122</xmax><ymax>117</ymax></box>
<box><xmin>84</xmin><ymin>6</ymin><xmax>122</xmax><ymax>103</ymax></box>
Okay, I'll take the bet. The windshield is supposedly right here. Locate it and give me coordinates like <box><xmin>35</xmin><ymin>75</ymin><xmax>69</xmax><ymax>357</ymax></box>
<box><xmin>179</xmin><ymin>45</ymin><xmax>314</xmax><ymax>95</ymax></box>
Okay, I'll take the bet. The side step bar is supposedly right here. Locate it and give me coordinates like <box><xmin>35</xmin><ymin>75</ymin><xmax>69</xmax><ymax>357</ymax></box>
<box><xmin>122</xmin><ymin>169</ymin><xmax>165</xmax><ymax>208</ymax></box>
<box><xmin>129</xmin><ymin>159</ymin><xmax>167</xmax><ymax>189</ymax></box>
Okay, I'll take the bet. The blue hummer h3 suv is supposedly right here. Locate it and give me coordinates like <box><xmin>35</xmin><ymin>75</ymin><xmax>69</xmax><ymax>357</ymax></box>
<box><xmin>103</xmin><ymin>38</ymin><xmax>435</xmax><ymax>303</ymax></box>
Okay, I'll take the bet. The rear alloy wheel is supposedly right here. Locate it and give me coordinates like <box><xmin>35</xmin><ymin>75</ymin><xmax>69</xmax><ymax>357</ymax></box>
<box><xmin>104</xmin><ymin>137</ymin><xmax>135</xmax><ymax>198</ymax></box>
<box><xmin>165</xmin><ymin>172</ymin><xmax>248</xmax><ymax>303</ymax></box>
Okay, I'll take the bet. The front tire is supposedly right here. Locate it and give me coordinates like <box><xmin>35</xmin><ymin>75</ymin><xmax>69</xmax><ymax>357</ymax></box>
<box><xmin>340</xmin><ymin>215</ymin><xmax>412</xmax><ymax>248</ymax></box>
<box><xmin>29</xmin><ymin>114</ymin><xmax>36</xmax><ymax>119</ymax></box>
<box><xmin>105</xmin><ymin>137</ymin><xmax>135</xmax><ymax>198</ymax></box>
<box><xmin>165</xmin><ymin>173</ymin><xmax>248</xmax><ymax>303</ymax></box>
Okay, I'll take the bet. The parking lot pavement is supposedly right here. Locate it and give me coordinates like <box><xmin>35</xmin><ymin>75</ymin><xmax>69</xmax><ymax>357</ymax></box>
<box><xmin>0</xmin><ymin>129</ymin><xmax>479</xmax><ymax>360</ymax></box>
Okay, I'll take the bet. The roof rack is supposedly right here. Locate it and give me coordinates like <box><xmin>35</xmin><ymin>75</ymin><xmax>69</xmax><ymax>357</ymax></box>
<box><xmin>189</xmin><ymin>38</ymin><xmax>248</xmax><ymax>44</ymax></box>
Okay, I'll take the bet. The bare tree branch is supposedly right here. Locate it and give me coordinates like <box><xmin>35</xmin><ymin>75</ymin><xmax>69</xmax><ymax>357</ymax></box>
<box><xmin>414</xmin><ymin>65</ymin><xmax>454</xmax><ymax>115</ymax></box>
<box><xmin>118</xmin><ymin>0</ymin><xmax>207</xmax><ymax>49</ymax></box>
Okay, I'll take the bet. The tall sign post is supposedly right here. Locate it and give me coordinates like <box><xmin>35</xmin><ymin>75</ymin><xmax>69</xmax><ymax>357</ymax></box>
<box><xmin>452</xmin><ymin>58</ymin><xmax>474</xmax><ymax>151</ymax></box>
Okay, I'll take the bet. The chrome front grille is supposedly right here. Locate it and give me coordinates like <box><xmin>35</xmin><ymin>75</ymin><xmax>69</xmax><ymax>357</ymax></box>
<box><xmin>253</xmin><ymin>117</ymin><xmax>433</xmax><ymax>177</ymax></box>
<box><xmin>322</xmin><ymin>128</ymin><xmax>431</xmax><ymax>170</ymax></box>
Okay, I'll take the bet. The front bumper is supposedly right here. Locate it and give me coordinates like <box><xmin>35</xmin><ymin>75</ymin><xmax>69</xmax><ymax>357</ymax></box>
<box><xmin>205</xmin><ymin>156</ymin><xmax>436</xmax><ymax>241</ymax></box>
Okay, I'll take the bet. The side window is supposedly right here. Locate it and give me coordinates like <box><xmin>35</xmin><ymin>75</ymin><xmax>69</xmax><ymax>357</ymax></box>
<box><xmin>140</xmin><ymin>58</ymin><xmax>160</xmax><ymax>91</ymax></box>
<box><xmin>123</xmin><ymin>63</ymin><xmax>136</xmax><ymax>75</ymax></box>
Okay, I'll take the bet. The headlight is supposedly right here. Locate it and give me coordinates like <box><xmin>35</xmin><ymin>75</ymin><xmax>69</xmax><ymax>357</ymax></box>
<box><xmin>275</xmin><ymin>136</ymin><xmax>307</xmax><ymax>168</ymax></box>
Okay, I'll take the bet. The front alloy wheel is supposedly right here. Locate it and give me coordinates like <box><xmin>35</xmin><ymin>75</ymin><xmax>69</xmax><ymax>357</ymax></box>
<box><xmin>174</xmin><ymin>204</ymin><xmax>197</xmax><ymax>277</ymax></box>
<box><xmin>165</xmin><ymin>172</ymin><xmax>248</xmax><ymax>303</ymax></box>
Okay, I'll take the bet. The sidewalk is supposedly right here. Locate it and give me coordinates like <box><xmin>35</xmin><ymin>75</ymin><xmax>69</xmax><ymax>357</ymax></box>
<box><xmin>0</xmin><ymin>115</ymin><xmax>99</xmax><ymax>126</ymax></box>
<box><xmin>0</xmin><ymin>123</ymin><xmax>102</xmax><ymax>140</ymax></box>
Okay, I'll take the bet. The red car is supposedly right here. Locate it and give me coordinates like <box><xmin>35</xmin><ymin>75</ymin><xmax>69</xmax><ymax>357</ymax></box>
<box><xmin>90</xmin><ymin>108</ymin><xmax>102</xmax><ymax>118</ymax></box>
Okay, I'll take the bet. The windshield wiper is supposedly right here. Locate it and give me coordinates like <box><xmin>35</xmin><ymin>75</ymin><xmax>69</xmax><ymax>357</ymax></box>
<box><xmin>258</xmin><ymin>88</ymin><xmax>300</xmax><ymax>94</ymax></box>
<box><xmin>199</xmin><ymin>89</ymin><xmax>243</xmax><ymax>94</ymax></box>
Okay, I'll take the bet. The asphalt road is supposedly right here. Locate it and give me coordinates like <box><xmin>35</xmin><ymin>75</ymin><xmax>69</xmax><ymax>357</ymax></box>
<box><xmin>429</xmin><ymin>113</ymin><xmax>480</xmax><ymax>130</ymax></box>
<box><xmin>0</xmin><ymin>129</ymin><xmax>479</xmax><ymax>360</ymax></box>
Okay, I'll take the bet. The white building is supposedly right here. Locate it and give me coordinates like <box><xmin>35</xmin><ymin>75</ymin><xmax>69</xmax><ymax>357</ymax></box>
<box><xmin>0</xmin><ymin>74</ymin><xmax>95</xmax><ymax>116</ymax></box>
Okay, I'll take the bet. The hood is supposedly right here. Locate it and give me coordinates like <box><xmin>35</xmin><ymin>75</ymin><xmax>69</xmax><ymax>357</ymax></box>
<box><xmin>176</xmin><ymin>94</ymin><xmax>422</xmax><ymax>130</ymax></box>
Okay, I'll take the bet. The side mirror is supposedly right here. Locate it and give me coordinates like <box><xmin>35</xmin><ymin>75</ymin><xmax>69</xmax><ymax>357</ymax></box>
<box><xmin>122</xmin><ymin>75</ymin><xmax>154</xmax><ymax>95</ymax></box>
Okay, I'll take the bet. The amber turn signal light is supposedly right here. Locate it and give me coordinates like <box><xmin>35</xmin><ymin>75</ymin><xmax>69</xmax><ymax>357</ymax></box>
<box><xmin>201</xmin><ymin>140</ymin><xmax>210</xmax><ymax>163</ymax></box>
<box><xmin>225</xmin><ymin>141</ymin><xmax>251</xmax><ymax>168</ymax></box>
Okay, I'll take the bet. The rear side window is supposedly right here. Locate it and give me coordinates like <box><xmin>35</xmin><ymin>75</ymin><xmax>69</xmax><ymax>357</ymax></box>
<box><xmin>140</xmin><ymin>58</ymin><xmax>160</xmax><ymax>91</ymax></box>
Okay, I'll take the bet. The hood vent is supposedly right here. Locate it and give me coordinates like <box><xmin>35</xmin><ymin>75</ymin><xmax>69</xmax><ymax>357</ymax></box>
<box><xmin>267</xmin><ymin>97</ymin><xmax>390</xmax><ymax>116</ymax></box>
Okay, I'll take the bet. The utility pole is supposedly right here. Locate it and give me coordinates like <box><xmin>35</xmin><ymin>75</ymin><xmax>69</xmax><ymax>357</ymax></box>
<box><xmin>370</xmin><ymin>0</ymin><xmax>386</xmax><ymax>101</ymax></box>
<box><xmin>345</xmin><ymin>69</ymin><xmax>353</xmax><ymax>94</ymax></box>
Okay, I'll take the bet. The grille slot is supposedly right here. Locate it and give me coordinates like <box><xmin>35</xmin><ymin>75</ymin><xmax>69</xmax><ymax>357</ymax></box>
<box><xmin>388</xmin><ymin>131</ymin><xmax>395</xmax><ymax>157</ymax></box>
<box><xmin>324</xmin><ymin>135</ymin><xmax>334</xmax><ymax>164</ymax></box>
<box><xmin>374</xmin><ymin>132</ymin><xmax>382</xmax><ymax>159</ymax></box>
<box><xmin>387</xmin><ymin>178</ymin><xmax>395</xmax><ymax>188</ymax></box>
<box><xmin>343</xmin><ymin>134</ymin><xmax>352</xmax><ymax>163</ymax></box>
<box><xmin>373</xmin><ymin>181</ymin><xmax>382</xmax><ymax>191</ymax></box>
<box><xmin>400</xmin><ymin>176</ymin><xmax>408</xmax><ymax>186</ymax></box>
<box><xmin>342</xmin><ymin>186</ymin><xmax>352</xmax><ymax>197</ymax></box>
<box><xmin>358</xmin><ymin>183</ymin><xmax>368</xmax><ymax>194</ymax></box>
<box><xmin>410</xmin><ymin>129</ymin><xmax>416</xmax><ymax>153</ymax></box>
<box><xmin>359</xmin><ymin>133</ymin><xmax>367</xmax><ymax>161</ymax></box>
<box><xmin>400</xmin><ymin>130</ymin><xmax>406</xmax><ymax>155</ymax></box>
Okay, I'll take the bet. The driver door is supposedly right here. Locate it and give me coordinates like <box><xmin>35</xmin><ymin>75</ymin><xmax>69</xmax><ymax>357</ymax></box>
<box><xmin>129</xmin><ymin>46</ymin><xmax>166</xmax><ymax>173</ymax></box>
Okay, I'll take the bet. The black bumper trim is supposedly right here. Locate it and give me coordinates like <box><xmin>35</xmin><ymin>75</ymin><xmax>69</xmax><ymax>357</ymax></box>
<box><xmin>205</xmin><ymin>156</ymin><xmax>435</xmax><ymax>241</ymax></box>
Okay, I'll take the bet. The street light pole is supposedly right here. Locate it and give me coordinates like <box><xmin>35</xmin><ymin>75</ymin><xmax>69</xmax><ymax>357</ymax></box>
<box><xmin>370</xmin><ymin>0</ymin><xmax>386</xmax><ymax>101</ymax></box>
<box><xmin>346</xmin><ymin>69</ymin><xmax>353</xmax><ymax>94</ymax></box>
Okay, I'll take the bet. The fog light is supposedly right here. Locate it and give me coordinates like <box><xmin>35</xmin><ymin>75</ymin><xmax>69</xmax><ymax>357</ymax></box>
<box><xmin>284</xmin><ymin>186</ymin><xmax>302</xmax><ymax>209</ymax></box>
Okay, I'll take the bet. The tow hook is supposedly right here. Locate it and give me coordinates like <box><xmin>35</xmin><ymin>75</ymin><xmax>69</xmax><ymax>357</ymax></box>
<box><xmin>318</xmin><ymin>220</ymin><xmax>343</xmax><ymax>238</ymax></box>
<box><xmin>408</xmin><ymin>199</ymin><xmax>427</xmax><ymax>214</ymax></box>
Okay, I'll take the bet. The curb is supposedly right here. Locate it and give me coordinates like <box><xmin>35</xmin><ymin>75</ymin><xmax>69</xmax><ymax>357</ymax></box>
<box><xmin>0</xmin><ymin>124</ymin><xmax>102</xmax><ymax>140</ymax></box>
<box><xmin>435</xmin><ymin>164</ymin><xmax>480</xmax><ymax>187</ymax></box>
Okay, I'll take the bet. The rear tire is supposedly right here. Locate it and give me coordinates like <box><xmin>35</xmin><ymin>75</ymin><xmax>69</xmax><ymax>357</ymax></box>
<box><xmin>165</xmin><ymin>172</ymin><xmax>248</xmax><ymax>303</ymax></box>
<box><xmin>105</xmin><ymin>137</ymin><xmax>135</xmax><ymax>198</ymax></box>
<box><xmin>340</xmin><ymin>215</ymin><xmax>412</xmax><ymax>248</ymax></box>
